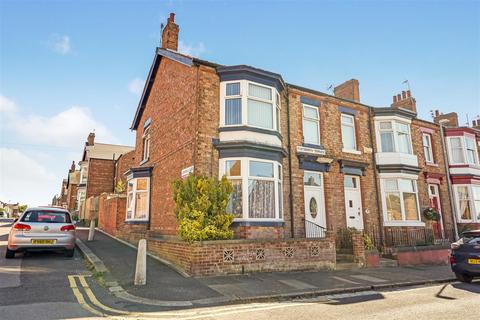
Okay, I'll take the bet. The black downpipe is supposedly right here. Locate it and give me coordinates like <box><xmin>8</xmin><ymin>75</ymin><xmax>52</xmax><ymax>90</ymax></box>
<box><xmin>286</xmin><ymin>87</ymin><xmax>295</xmax><ymax>238</ymax></box>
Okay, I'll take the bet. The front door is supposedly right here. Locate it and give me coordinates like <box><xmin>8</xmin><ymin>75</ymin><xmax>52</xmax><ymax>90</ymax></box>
<box><xmin>304</xmin><ymin>172</ymin><xmax>326</xmax><ymax>237</ymax></box>
<box><xmin>428</xmin><ymin>184</ymin><xmax>444</xmax><ymax>239</ymax></box>
<box><xmin>344</xmin><ymin>175</ymin><xmax>364</xmax><ymax>230</ymax></box>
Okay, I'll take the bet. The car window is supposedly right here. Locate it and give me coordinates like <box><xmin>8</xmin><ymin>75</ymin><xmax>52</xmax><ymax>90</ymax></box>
<box><xmin>21</xmin><ymin>211</ymin><xmax>71</xmax><ymax>223</ymax></box>
<box><xmin>465</xmin><ymin>237</ymin><xmax>480</xmax><ymax>245</ymax></box>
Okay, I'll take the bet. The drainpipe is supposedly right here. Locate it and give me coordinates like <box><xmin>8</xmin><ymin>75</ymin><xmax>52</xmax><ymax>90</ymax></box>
<box><xmin>368</xmin><ymin>107</ymin><xmax>386</xmax><ymax>249</ymax></box>
<box><xmin>286</xmin><ymin>86</ymin><xmax>295</xmax><ymax>238</ymax></box>
<box><xmin>439</xmin><ymin>120</ymin><xmax>459</xmax><ymax>240</ymax></box>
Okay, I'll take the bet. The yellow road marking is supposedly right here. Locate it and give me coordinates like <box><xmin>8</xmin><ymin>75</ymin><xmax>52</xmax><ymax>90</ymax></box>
<box><xmin>68</xmin><ymin>275</ymin><xmax>105</xmax><ymax>317</ymax></box>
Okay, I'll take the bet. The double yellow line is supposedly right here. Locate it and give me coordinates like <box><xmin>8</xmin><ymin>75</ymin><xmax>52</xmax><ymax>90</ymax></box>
<box><xmin>68</xmin><ymin>275</ymin><xmax>132</xmax><ymax>318</ymax></box>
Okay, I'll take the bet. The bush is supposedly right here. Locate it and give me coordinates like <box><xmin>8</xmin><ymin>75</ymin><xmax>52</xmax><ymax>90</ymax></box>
<box><xmin>363</xmin><ymin>233</ymin><xmax>376</xmax><ymax>251</ymax></box>
<box><xmin>172</xmin><ymin>175</ymin><xmax>234</xmax><ymax>243</ymax></box>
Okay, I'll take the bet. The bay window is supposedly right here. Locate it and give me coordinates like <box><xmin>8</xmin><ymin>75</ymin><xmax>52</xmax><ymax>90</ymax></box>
<box><xmin>126</xmin><ymin>177</ymin><xmax>150</xmax><ymax>221</ymax></box>
<box><xmin>454</xmin><ymin>185</ymin><xmax>480</xmax><ymax>223</ymax></box>
<box><xmin>448</xmin><ymin>136</ymin><xmax>479</xmax><ymax>165</ymax></box>
<box><xmin>221</xmin><ymin>158</ymin><xmax>282</xmax><ymax>220</ymax></box>
<box><xmin>377</xmin><ymin>120</ymin><xmax>412</xmax><ymax>154</ymax></box>
<box><xmin>341</xmin><ymin>114</ymin><xmax>356</xmax><ymax>151</ymax></box>
<box><xmin>221</xmin><ymin>80</ymin><xmax>280</xmax><ymax>131</ymax></box>
<box><xmin>422</xmin><ymin>133</ymin><xmax>434</xmax><ymax>163</ymax></box>
<box><xmin>382</xmin><ymin>178</ymin><xmax>421</xmax><ymax>224</ymax></box>
<box><xmin>302</xmin><ymin>104</ymin><xmax>320</xmax><ymax>145</ymax></box>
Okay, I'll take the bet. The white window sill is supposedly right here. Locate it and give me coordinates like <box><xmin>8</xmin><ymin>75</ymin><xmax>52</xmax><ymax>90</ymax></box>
<box><xmin>426</xmin><ymin>162</ymin><xmax>438</xmax><ymax>167</ymax></box>
<box><xmin>383</xmin><ymin>221</ymin><xmax>426</xmax><ymax>227</ymax></box>
<box><xmin>342</xmin><ymin>149</ymin><xmax>362</xmax><ymax>155</ymax></box>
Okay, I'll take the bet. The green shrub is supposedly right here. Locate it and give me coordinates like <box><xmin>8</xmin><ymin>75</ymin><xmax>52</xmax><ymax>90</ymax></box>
<box><xmin>172</xmin><ymin>175</ymin><xmax>234</xmax><ymax>243</ymax></box>
<box><xmin>363</xmin><ymin>233</ymin><xmax>376</xmax><ymax>251</ymax></box>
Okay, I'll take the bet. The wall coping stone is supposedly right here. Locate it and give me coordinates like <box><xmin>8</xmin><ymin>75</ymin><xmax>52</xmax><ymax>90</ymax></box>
<box><xmin>393</xmin><ymin>245</ymin><xmax>450</xmax><ymax>253</ymax></box>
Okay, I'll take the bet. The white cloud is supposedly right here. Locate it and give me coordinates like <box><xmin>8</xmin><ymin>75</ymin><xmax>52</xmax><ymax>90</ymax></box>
<box><xmin>0</xmin><ymin>95</ymin><xmax>17</xmax><ymax>114</ymax></box>
<box><xmin>178</xmin><ymin>40</ymin><xmax>206</xmax><ymax>57</ymax></box>
<box><xmin>49</xmin><ymin>34</ymin><xmax>72</xmax><ymax>55</ymax></box>
<box><xmin>128</xmin><ymin>78</ymin><xmax>145</xmax><ymax>96</ymax></box>
<box><xmin>0</xmin><ymin>148</ymin><xmax>57</xmax><ymax>206</ymax></box>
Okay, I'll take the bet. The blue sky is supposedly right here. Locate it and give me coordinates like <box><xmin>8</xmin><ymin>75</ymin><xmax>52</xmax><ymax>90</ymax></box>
<box><xmin>1</xmin><ymin>0</ymin><xmax>479</xmax><ymax>205</ymax></box>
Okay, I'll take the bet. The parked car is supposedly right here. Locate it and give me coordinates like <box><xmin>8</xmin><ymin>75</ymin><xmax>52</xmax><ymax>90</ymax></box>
<box><xmin>5</xmin><ymin>207</ymin><xmax>76</xmax><ymax>259</ymax></box>
<box><xmin>450</xmin><ymin>229</ymin><xmax>480</xmax><ymax>283</ymax></box>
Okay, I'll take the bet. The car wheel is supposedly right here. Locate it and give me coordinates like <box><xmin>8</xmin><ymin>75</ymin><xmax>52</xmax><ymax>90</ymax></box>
<box><xmin>5</xmin><ymin>248</ymin><xmax>15</xmax><ymax>259</ymax></box>
<box><xmin>65</xmin><ymin>248</ymin><xmax>75</xmax><ymax>258</ymax></box>
<box><xmin>455</xmin><ymin>272</ymin><xmax>473</xmax><ymax>283</ymax></box>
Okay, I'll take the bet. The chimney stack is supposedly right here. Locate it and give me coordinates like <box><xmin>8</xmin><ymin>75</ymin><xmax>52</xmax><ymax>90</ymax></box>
<box><xmin>473</xmin><ymin>119</ymin><xmax>480</xmax><ymax>130</ymax></box>
<box><xmin>87</xmin><ymin>132</ymin><xmax>95</xmax><ymax>146</ymax></box>
<box><xmin>333</xmin><ymin>79</ymin><xmax>360</xmax><ymax>102</ymax></box>
<box><xmin>433</xmin><ymin>111</ymin><xmax>459</xmax><ymax>127</ymax></box>
<box><xmin>70</xmin><ymin>161</ymin><xmax>76</xmax><ymax>173</ymax></box>
<box><xmin>391</xmin><ymin>90</ymin><xmax>416</xmax><ymax>113</ymax></box>
<box><xmin>161</xmin><ymin>13</ymin><xmax>179</xmax><ymax>51</ymax></box>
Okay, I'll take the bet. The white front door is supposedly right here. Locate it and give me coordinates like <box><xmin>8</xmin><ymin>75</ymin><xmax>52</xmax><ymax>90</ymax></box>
<box><xmin>304</xmin><ymin>172</ymin><xmax>326</xmax><ymax>237</ymax></box>
<box><xmin>344</xmin><ymin>175</ymin><xmax>364</xmax><ymax>230</ymax></box>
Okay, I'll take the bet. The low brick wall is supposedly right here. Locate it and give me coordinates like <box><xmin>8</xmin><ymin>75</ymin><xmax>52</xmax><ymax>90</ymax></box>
<box><xmin>147</xmin><ymin>234</ymin><xmax>336</xmax><ymax>276</ymax></box>
<box><xmin>392</xmin><ymin>245</ymin><xmax>450</xmax><ymax>266</ymax></box>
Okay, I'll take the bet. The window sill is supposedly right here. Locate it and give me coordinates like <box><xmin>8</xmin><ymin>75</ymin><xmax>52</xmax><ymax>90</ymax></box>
<box><xmin>426</xmin><ymin>162</ymin><xmax>438</xmax><ymax>167</ymax></box>
<box><xmin>139</xmin><ymin>158</ymin><xmax>149</xmax><ymax>166</ymax></box>
<box><xmin>231</xmin><ymin>220</ymin><xmax>285</xmax><ymax>227</ymax></box>
<box><xmin>342</xmin><ymin>149</ymin><xmax>362</xmax><ymax>155</ymax></box>
<box><xmin>124</xmin><ymin>220</ymin><xmax>149</xmax><ymax>224</ymax></box>
<box><xmin>384</xmin><ymin>221</ymin><xmax>426</xmax><ymax>227</ymax></box>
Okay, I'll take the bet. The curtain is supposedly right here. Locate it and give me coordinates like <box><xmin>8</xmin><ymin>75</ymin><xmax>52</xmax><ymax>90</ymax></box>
<box><xmin>225</xmin><ymin>98</ymin><xmax>241</xmax><ymax>125</ymax></box>
<box><xmin>342</xmin><ymin>124</ymin><xmax>356</xmax><ymax>150</ymax></box>
<box><xmin>248</xmin><ymin>180</ymin><xmax>275</xmax><ymax>218</ymax></box>
<box><xmin>381</xmin><ymin>132</ymin><xmax>394</xmax><ymax>152</ymax></box>
<box><xmin>248</xmin><ymin>99</ymin><xmax>273</xmax><ymax>129</ymax></box>
<box><xmin>226</xmin><ymin>179</ymin><xmax>243</xmax><ymax>218</ymax></box>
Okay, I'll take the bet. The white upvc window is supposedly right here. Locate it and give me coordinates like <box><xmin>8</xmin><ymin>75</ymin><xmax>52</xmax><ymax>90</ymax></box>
<box><xmin>302</xmin><ymin>104</ymin><xmax>320</xmax><ymax>146</ymax></box>
<box><xmin>79</xmin><ymin>165</ymin><xmax>88</xmax><ymax>184</ymax></box>
<box><xmin>221</xmin><ymin>158</ymin><xmax>283</xmax><ymax>220</ymax></box>
<box><xmin>422</xmin><ymin>133</ymin><xmax>434</xmax><ymax>164</ymax></box>
<box><xmin>126</xmin><ymin>177</ymin><xmax>150</xmax><ymax>221</ymax></box>
<box><xmin>376</xmin><ymin>119</ymin><xmax>413</xmax><ymax>154</ymax></box>
<box><xmin>454</xmin><ymin>185</ymin><xmax>480</xmax><ymax>223</ymax></box>
<box><xmin>381</xmin><ymin>177</ymin><xmax>422</xmax><ymax>225</ymax></box>
<box><xmin>220</xmin><ymin>80</ymin><xmax>280</xmax><ymax>131</ymax></box>
<box><xmin>142</xmin><ymin>126</ymin><xmax>151</xmax><ymax>162</ymax></box>
<box><xmin>341</xmin><ymin>114</ymin><xmax>356</xmax><ymax>151</ymax></box>
<box><xmin>77</xmin><ymin>190</ymin><xmax>86</xmax><ymax>210</ymax></box>
<box><xmin>447</xmin><ymin>135</ymin><xmax>479</xmax><ymax>165</ymax></box>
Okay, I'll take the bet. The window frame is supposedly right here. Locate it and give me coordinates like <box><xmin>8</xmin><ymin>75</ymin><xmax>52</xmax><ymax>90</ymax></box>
<box><xmin>142</xmin><ymin>126</ymin><xmax>151</xmax><ymax>163</ymax></box>
<box><xmin>447</xmin><ymin>135</ymin><xmax>479</xmax><ymax>165</ymax></box>
<box><xmin>422</xmin><ymin>133</ymin><xmax>434</xmax><ymax>164</ymax></box>
<box><xmin>125</xmin><ymin>177</ymin><xmax>150</xmax><ymax>222</ymax></box>
<box><xmin>380</xmin><ymin>176</ymin><xmax>423</xmax><ymax>226</ymax></box>
<box><xmin>302</xmin><ymin>104</ymin><xmax>321</xmax><ymax>146</ymax></box>
<box><xmin>220</xmin><ymin>80</ymin><xmax>280</xmax><ymax>132</ymax></box>
<box><xmin>454</xmin><ymin>184</ymin><xmax>480</xmax><ymax>223</ymax></box>
<box><xmin>376</xmin><ymin>119</ymin><xmax>413</xmax><ymax>154</ymax></box>
<box><xmin>341</xmin><ymin>113</ymin><xmax>357</xmax><ymax>152</ymax></box>
<box><xmin>220</xmin><ymin>157</ymin><xmax>283</xmax><ymax>221</ymax></box>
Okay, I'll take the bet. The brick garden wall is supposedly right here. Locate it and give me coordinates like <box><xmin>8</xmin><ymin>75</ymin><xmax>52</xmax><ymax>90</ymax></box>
<box><xmin>147</xmin><ymin>234</ymin><xmax>336</xmax><ymax>276</ymax></box>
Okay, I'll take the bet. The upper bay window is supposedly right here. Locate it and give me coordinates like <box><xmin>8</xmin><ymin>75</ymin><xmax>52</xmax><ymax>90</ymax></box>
<box><xmin>302</xmin><ymin>104</ymin><xmax>320</xmax><ymax>146</ymax></box>
<box><xmin>221</xmin><ymin>80</ymin><xmax>280</xmax><ymax>132</ymax></box>
<box><xmin>221</xmin><ymin>158</ymin><xmax>283</xmax><ymax>220</ymax></box>
<box><xmin>448</xmin><ymin>135</ymin><xmax>479</xmax><ymax>165</ymax></box>
<box><xmin>377</xmin><ymin>120</ymin><xmax>412</xmax><ymax>154</ymax></box>
<box><xmin>126</xmin><ymin>177</ymin><xmax>150</xmax><ymax>221</ymax></box>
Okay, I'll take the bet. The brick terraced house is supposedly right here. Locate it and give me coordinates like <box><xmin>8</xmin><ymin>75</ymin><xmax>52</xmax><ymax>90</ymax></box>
<box><xmin>76</xmin><ymin>132</ymin><xmax>134</xmax><ymax>220</ymax></box>
<box><xmin>94</xmin><ymin>13</ymin><xmax>472</xmax><ymax>275</ymax></box>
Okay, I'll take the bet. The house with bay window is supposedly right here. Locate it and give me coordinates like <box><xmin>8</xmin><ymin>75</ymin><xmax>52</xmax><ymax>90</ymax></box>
<box><xmin>116</xmin><ymin>13</ymin><xmax>457</xmax><ymax>259</ymax></box>
<box><xmin>435</xmin><ymin>114</ymin><xmax>480</xmax><ymax>230</ymax></box>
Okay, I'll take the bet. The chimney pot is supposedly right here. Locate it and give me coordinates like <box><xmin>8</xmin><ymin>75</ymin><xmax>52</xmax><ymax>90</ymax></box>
<box><xmin>402</xmin><ymin>91</ymin><xmax>407</xmax><ymax>99</ymax></box>
<box><xmin>406</xmin><ymin>90</ymin><xmax>411</xmax><ymax>98</ymax></box>
<box><xmin>393</xmin><ymin>95</ymin><xmax>397</xmax><ymax>103</ymax></box>
<box><xmin>397</xmin><ymin>94</ymin><xmax>401</xmax><ymax>101</ymax></box>
<box><xmin>169</xmin><ymin>12</ymin><xmax>175</xmax><ymax>22</ymax></box>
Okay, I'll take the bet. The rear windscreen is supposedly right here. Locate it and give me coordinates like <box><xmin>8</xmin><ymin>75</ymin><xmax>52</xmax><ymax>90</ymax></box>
<box><xmin>21</xmin><ymin>211</ymin><xmax>71</xmax><ymax>223</ymax></box>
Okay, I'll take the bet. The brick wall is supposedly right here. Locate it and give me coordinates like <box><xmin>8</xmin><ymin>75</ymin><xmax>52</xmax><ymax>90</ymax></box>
<box><xmin>147</xmin><ymin>235</ymin><xmax>336</xmax><ymax>276</ymax></box>
<box><xmin>114</xmin><ymin>150</ymin><xmax>135</xmax><ymax>189</ymax></box>
<box><xmin>86</xmin><ymin>158</ymin><xmax>115</xmax><ymax>198</ymax></box>
<box><xmin>66</xmin><ymin>183</ymin><xmax>78</xmax><ymax>212</ymax></box>
<box><xmin>132</xmin><ymin>57</ymin><xmax>198</xmax><ymax>236</ymax></box>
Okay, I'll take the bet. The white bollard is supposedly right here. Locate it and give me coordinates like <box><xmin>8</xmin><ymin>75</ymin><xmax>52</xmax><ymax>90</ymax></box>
<box><xmin>134</xmin><ymin>239</ymin><xmax>147</xmax><ymax>286</ymax></box>
<box><xmin>87</xmin><ymin>219</ymin><xmax>95</xmax><ymax>241</ymax></box>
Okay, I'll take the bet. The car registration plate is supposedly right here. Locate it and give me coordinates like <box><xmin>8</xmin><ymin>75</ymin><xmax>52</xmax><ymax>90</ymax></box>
<box><xmin>31</xmin><ymin>239</ymin><xmax>56</xmax><ymax>245</ymax></box>
<box><xmin>467</xmin><ymin>258</ymin><xmax>480</xmax><ymax>265</ymax></box>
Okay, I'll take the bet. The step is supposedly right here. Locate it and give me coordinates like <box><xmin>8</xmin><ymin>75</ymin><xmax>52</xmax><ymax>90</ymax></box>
<box><xmin>379</xmin><ymin>258</ymin><xmax>398</xmax><ymax>268</ymax></box>
<box><xmin>335</xmin><ymin>262</ymin><xmax>361</xmax><ymax>271</ymax></box>
<box><xmin>336</xmin><ymin>253</ymin><xmax>355</xmax><ymax>262</ymax></box>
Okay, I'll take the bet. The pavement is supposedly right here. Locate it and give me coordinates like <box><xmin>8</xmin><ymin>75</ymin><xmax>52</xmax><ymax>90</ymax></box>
<box><xmin>76</xmin><ymin>228</ymin><xmax>457</xmax><ymax>307</ymax></box>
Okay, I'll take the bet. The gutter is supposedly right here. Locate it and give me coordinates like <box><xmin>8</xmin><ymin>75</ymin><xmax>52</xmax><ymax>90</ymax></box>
<box><xmin>286</xmin><ymin>87</ymin><xmax>295</xmax><ymax>238</ymax></box>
